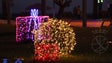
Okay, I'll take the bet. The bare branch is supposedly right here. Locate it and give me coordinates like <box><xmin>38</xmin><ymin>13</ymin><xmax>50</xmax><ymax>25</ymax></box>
<box><xmin>53</xmin><ymin>0</ymin><xmax>62</xmax><ymax>6</ymax></box>
<box><xmin>63</xmin><ymin>0</ymin><xmax>72</xmax><ymax>7</ymax></box>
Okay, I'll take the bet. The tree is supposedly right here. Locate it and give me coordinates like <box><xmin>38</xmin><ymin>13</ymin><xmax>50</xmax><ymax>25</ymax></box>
<box><xmin>93</xmin><ymin>0</ymin><xmax>98</xmax><ymax>19</ymax></box>
<box><xmin>2</xmin><ymin>0</ymin><xmax>7</xmax><ymax>19</ymax></box>
<box><xmin>53</xmin><ymin>0</ymin><xmax>72</xmax><ymax>18</ymax></box>
<box><xmin>41</xmin><ymin>0</ymin><xmax>46</xmax><ymax>15</ymax></box>
<box><xmin>7</xmin><ymin>0</ymin><xmax>12</xmax><ymax>24</ymax></box>
<box><xmin>2</xmin><ymin>0</ymin><xmax>12</xmax><ymax>24</ymax></box>
<box><xmin>82</xmin><ymin>0</ymin><xmax>87</xmax><ymax>27</ymax></box>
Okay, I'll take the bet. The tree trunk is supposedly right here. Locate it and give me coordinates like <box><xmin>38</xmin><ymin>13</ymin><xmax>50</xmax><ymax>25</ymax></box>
<box><xmin>2</xmin><ymin>0</ymin><xmax>7</xmax><ymax>19</ymax></box>
<box><xmin>82</xmin><ymin>0</ymin><xmax>87</xmax><ymax>27</ymax></box>
<box><xmin>93</xmin><ymin>0</ymin><xmax>98</xmax><ymax>19</ymax></box>
<box><xmin>7</xmin><ymin>0</ymin><xmax>12</xmax><ymax>24</ymax></box>
<box><xmin>57</xmin><ymin>6</ymin><xmax>64</xmax><ymax>19</ymax></box>
<box><xmin>41</xmin><ymin>0</ymin><xmax>46</xmax><ymax>15</ymax></box>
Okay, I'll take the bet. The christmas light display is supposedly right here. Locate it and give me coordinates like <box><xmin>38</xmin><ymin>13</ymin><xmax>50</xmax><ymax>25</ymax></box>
<box><xmin>16</xmin><ymin>17</ymin><xmax>28</xmax><ymax>42</ymax></box>
<box><xmin>34</xmin><ymin>43</ymin><xmax>59</xmax><ymax>62</ymax></box>
<box><xmin>33</xmin><ymin>19</ymin><xmax>76</xmax><ymax>61</ymax></box>
<box><xmin>32</xmin><ymin>22</ymin><xmax>50</xmax><ymax>41</ymax></box>
<box><xmin>16</xmin><ymin>13</ymin><xmax>49</xmax><ymax>42</ymax></box>
<box><xmin>28</xmin><ymin>9</ymin><xmax>39</xmax><ymax>40</ymax></box>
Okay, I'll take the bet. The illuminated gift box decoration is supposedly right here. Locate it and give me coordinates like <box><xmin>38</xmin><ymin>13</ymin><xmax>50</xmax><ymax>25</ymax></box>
<box><xmin>34</xmin><ymin>43</ymin><xmax>59</xmax><ymax>62</ymax></box>
<box><xmin>16</xmin><ymin>9</ymin><xmax>49</xmax><ymax>42</ymax></box>
<box><xmin>16</xmin><ymin>16</ymin><xmax>49</xmax><ymax>42</ymax></box>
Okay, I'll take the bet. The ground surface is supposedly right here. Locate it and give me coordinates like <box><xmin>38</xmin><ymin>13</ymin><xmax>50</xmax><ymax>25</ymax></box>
<box><xmin>0</xmin><ymin>21</ymin><xmax>112</xmax><ymax>63</ymax></box>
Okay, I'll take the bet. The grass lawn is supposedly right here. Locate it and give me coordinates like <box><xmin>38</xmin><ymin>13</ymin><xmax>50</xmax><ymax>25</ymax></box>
<box><xmin>0</xmin><ymin>24</ymin><xmax>112</xmax><ymax>63</ymax></box>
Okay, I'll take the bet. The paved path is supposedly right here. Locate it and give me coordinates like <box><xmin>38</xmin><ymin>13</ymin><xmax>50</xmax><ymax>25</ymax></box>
<box><xmin>0</xmin><ymin>19</ymin><xmax>15</xmax><ymax>25</ymax></box>
<box><xmin>70</xmin><ymin>20</ymin><xmax>110</xmax><ymax>27</ymax></box>
<box><xmin>0</xmin><ymin>19</ymin><xmax>110</xmax><ymax>27</ymax></box>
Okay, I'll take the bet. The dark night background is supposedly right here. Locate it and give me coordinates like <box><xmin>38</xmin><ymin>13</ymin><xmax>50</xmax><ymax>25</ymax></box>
<box><xmin>0</xmin><ymin>0</ymin><xmax>112</xmax><ymax>63</ymax></box>
<box><xmin>0</xmin><ymin>0</ymin><xmax>109</xmax><ymax>15</ymax></box>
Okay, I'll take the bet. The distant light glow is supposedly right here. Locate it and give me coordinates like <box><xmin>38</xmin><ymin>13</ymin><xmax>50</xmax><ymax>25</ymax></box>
<box><xmin>98</xmin><ymin>0</ymin><xmax>103</xmax><ymax>3</ymax></box>
<box><xmin>2</xmin><ymin>58</ymin><xmax>23</xmax><ymax>63</ymax></box>
<box><xmin>101</xmin><ymin>0</ymin><xmax>103</xmax><ymax>3</ymax></box>
<box><xmin>14</xmin><ymin>59</ymin><xmax>22</xmax><ymax>63</ymax></box>
<box><xmin>98</xmin><ymin>0</ymin><xmax>100</xmax><ymax>3</ymax></box>
<box><xmin>2</xmin><ymin>58</ymin><xmax>8</xmax><ymax>63</ymax></box>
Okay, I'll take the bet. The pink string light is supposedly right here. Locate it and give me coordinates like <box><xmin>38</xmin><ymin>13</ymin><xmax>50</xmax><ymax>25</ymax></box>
<box><xmin>16</xmin><ymin>15</ymin><xmax>49</xmax><ymax>42</ymax></box>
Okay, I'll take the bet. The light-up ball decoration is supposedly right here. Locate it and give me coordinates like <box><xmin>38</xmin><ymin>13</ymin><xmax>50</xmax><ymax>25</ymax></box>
<box><xmin>33</xmin><ymin>19</ymin><xmax>76</xmax><ymax>55</ymax></box>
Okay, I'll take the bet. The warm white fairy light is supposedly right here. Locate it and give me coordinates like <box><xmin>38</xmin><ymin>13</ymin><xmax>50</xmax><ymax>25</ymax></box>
<box><xmin>33</xmin><ymin>19</ymin><xmax>76</xmax><ymax>55</ymax></box>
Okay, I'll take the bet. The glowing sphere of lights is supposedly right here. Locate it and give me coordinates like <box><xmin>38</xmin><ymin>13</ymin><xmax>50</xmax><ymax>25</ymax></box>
<box><xmin>33</xmin><ymin>19</ymin><xmax>76</xmax><ymax>55</ymax></box>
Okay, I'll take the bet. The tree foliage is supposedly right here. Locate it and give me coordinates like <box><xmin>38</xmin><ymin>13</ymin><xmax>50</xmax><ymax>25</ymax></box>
<box><xmin>54</xmin><ymin>0</ymin><xmax>72</xmax><ymax>7</ymax></box>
